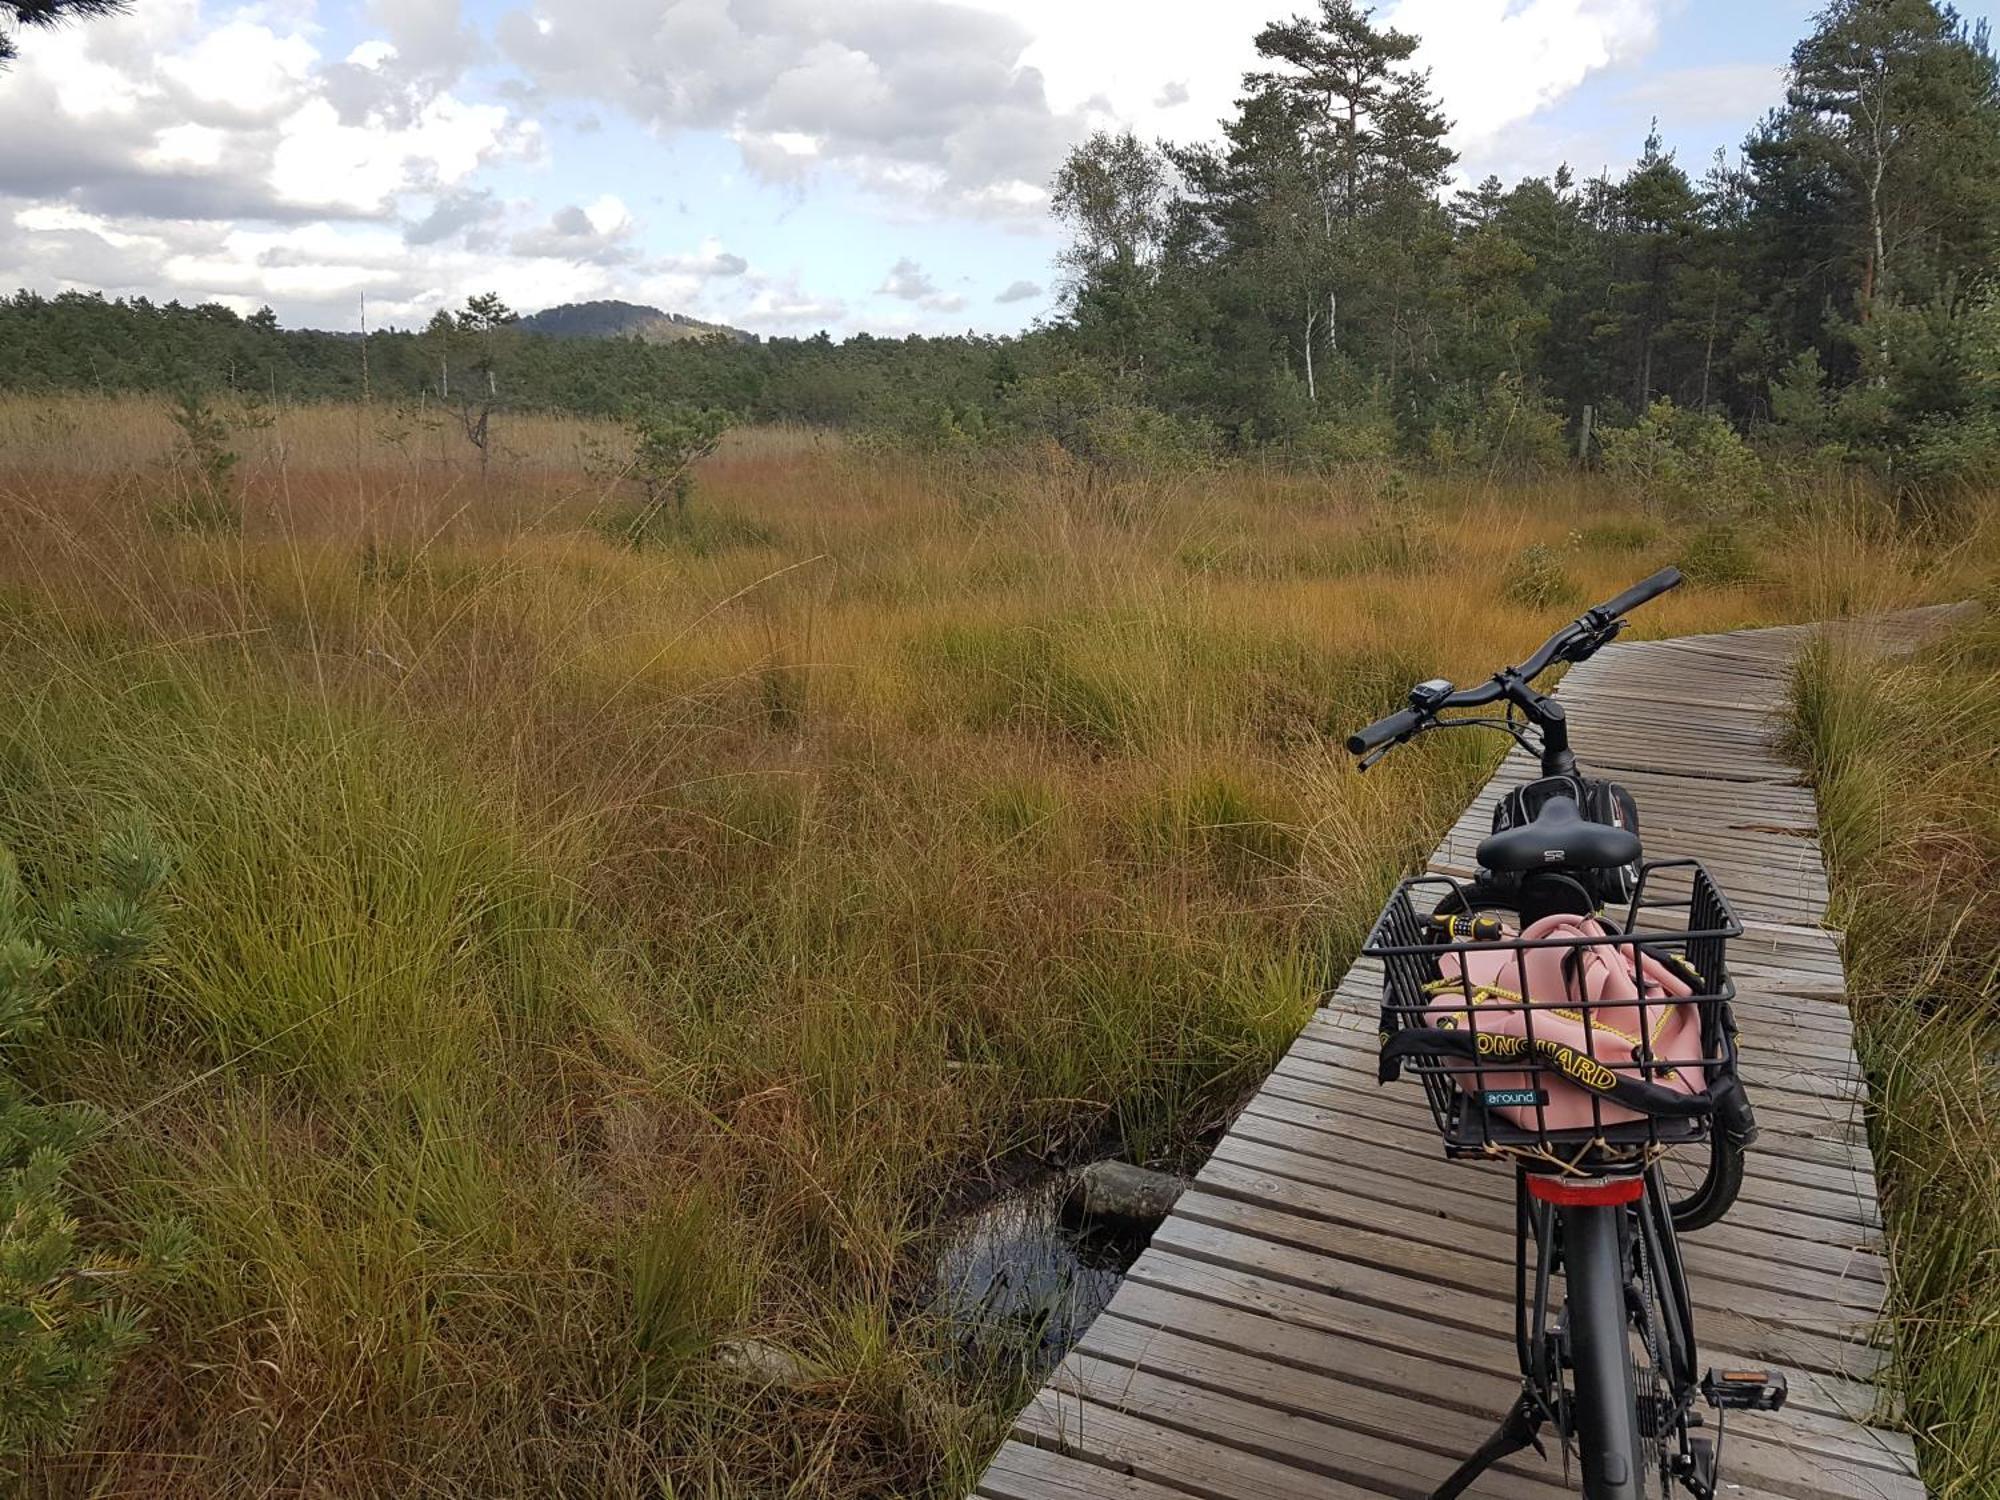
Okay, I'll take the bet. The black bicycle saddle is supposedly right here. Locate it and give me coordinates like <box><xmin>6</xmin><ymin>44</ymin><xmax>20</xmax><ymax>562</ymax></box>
<box><xmin>1477</xmin><ymin>795</ymin><xmax>1641</xmax><ymax>873</ymax></box>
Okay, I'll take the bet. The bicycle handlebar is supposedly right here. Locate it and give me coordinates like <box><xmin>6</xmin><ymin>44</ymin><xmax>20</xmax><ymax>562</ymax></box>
<box><xmin>1345</xmin><ymin>568</ymin><xmax>1684</xmax><ymax>760</ymax></box>
<box><xmin>1585</xmin><ymin>567</ymin><xmax>1682</xmax><ymax>627</ymax></box>
<box><xmin>1346</xmin><ymin>705</ymin><xmax>1427</xmax><ymax>754</ymax></box>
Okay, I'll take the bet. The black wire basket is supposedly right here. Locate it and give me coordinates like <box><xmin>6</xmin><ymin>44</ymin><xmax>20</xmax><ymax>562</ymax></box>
<box><xmin>1360</xmin><ymin>861</ymin><xmax>1744</xmax><ymax>1171</ymax></box>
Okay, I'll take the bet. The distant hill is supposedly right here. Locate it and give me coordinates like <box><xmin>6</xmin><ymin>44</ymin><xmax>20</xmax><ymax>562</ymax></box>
<box><xmin>517</xmin><ymin>299</ymin><xmax>752</xmax><ymax>345</ymax></box>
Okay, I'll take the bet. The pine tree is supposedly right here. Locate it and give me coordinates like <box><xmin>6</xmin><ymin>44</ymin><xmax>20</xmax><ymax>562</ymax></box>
<box><xmin>1604</xmin><ymin>129</ymin><xmax>1704</xmax><ymax>410</ymax></box>
<box><xmin>1783</xmin><ymin>0</ymin><xmax>2000</xmax><ymax>308</ymax></box>
<box><xmin>1</xmin><ymin>831</ymin><xmax>190</xmax><ymax>1472</ymax></box>
<box><xmin>0</xmin><ymin>0</ymin><xmax>130</xmax><ymax>68</ymax></box>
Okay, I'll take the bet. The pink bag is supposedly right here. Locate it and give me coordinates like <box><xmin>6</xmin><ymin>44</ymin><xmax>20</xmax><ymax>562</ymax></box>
<box><xmin>1425</xmin><ymin>914</ymin><xmax>1707</xmax><ymax>1132</ymax></box>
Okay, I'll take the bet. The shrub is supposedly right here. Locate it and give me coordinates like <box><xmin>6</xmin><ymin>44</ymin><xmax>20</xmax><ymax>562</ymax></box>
<box><xmin>1502</xmin><ymin>542</ymin><xmax>1580</xmax><ymax>609</ymax></box>
<box><xmin>1003</xmin><ymin>369</ymin><xmax>1216</xmax><ymax>470</ymax></box>
<box><xmin>1905</xmin><ymin>412</ymin><xmax>2000</xmax><ymax>493</ymax></box>
<box><xmin>1423</xmin><ymin>374</ymin><xmax>1568</xmax><ymax>474</ymax></box>
<box><xmin>1578</xmin><ymin>517</ymin><xmax>1661</xmax><ymax>553</ymax></box>
<box><xmin>606</xmin><ymin>406</ymin><xmax>731</xmax><ymax>548</ymax></box>
<box><xmin>1677</xmin><ymin>523</ymin><xmax>1761</xmax><ymax>586</ymax></box>
<box><xmin>1766</xmin><ymin>349</ymin><xmax>1832</xmax><ymax>448</ymax></box>
<box><xmin>156</xmin><ymin>391</ymin><xmax>245</xmax><ymax>534</ymax></box>
<box><xmin>1300</xmin><ymin>405</ymin><xmax>1398</xmax><ymax>465</ymax></box>
<box><xmin>1601</xmin><ymin>399</ymin><xmax>1771</xmax><ymax>519</ymax></box>
<box><xmin>1</xmin><ymin>831</ymin><xmax>190</xmax><ymax>1473</ymax></box>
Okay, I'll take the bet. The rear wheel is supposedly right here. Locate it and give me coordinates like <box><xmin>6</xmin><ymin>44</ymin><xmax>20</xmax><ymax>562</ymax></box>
<box><xmin>1660</xmin><ymin>1132</ymin><xmax>1745</xmax><ymax>1232</ymax></box>
<box><xmin>1561</xmin><ymin>1203</ymin><xmax>1648</xmax><ymax>1499</ymax></box>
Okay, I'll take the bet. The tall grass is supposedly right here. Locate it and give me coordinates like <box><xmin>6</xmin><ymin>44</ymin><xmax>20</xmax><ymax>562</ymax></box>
<box><xmin>0</xmin><ymin>393</ymin><xmax>1989</xmax><ymax>1495</ymax></box>
<box><xmin>1790</xmin><ymin>605</ymin><xmax>2000</xmax><ymax>1499</ymax></box>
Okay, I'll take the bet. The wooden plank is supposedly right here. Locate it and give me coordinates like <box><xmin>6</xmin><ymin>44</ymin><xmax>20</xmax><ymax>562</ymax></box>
<box><xmin>1149</xmin><ymin>1216</ymin><xmax>1886</xmax><ymax>1383</ymax></box>
<box><xmin>1122</xmin><ymin>1250</ymin><xmax>1891</xmax><ymax>1433</ymax></box>
<box><xmin>1088</xmin><ymin>1284</ymin><xmax>1920</xmax><ymax>1484</ymax></box>
<box><xmin>1075</xmin><ymin>1311</ymin><xmax>1912</xmax><ymax>1500</ymax></box>
<box><xmin>977</xmin><ymin>1441</ymin><xmax>1198</xmax><ymax>1500</ymax></box>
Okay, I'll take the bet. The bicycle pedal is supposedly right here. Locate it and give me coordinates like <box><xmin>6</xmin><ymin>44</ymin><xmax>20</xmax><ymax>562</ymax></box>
<box><xmin>1702</xmin><ymin>1368</ymin><xmax>1788</xmax><ymax>1412</ymax></box>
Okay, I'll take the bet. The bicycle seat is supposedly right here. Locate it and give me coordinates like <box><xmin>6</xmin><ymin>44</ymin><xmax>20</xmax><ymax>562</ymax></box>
<box><xmin>1477</xmin><ymin>796</ymin><xmax>1640</xmax><ymax>873</ymax></box>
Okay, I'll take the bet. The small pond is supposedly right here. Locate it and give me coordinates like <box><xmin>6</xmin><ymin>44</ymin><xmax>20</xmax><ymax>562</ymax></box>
<box><xmin>928</xmin><ymin>1169</ymin><xmax>1169</xmax><ymax>1381</ymax></box>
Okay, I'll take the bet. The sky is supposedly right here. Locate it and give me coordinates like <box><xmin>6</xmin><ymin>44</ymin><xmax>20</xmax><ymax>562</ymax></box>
<box><xmin>0</xmin><ymin>0</ymin><xmax>1989</xmax><ymax>339</ymax></box>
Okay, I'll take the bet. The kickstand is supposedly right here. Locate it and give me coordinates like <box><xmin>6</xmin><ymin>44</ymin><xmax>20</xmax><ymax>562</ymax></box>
<box><xmin>1431</xmin><ymin>1390</ymin><xmax>1549</xmax><ymax>1500</ymax></box>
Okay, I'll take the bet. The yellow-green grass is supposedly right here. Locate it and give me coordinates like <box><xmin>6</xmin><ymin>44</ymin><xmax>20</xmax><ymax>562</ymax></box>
<box><xmin>1791</xmin><ymin>606</ymin><xmax>2000</xmax><ymax>1500</ymax></box>
<box><xmin>0</xmin><ymin>393</ymin><xmax>1990</xmax><ymax>1496</ymax></box>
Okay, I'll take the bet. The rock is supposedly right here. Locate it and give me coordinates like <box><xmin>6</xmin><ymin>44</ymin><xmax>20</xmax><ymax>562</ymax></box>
<box><xmin>1060</xmin><ymin>1160</ymin><xmax>1185</xmax><ymax>1232</ymax></box>
<box><xmin>715</xmin><ymin>1337</ymin><xmax>816</xmax><ymax>1388</ymax></box>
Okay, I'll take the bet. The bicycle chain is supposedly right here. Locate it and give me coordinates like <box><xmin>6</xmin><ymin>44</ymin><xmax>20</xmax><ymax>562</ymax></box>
<box><xmin>1634</xmin><ymin>1215</ymin><xmax>1673</xmax><ymax>1497</ymax></box>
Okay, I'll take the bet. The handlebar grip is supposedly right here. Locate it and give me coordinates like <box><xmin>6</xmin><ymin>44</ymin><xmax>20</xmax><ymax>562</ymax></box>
<box><xmin>1346</xmin><ymin>706</ymin><xmax>1426</xmax><ymax>756</ymax></box>
<box><xmin>1589</xmin><ymin>566</ymin><xmax>1683</xmax><ymax>622</ymax></box>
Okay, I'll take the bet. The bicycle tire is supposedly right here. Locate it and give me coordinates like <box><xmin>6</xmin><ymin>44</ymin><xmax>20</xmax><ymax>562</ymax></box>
<box><xmin>1562</xmin><ymin>1202</ymin><xmax>1647</xmax><ymax>1499</ymax></box>
<box><xmin>1662</xmin><ymin>1131</ymin><xmax>1746</xmax><ymax>1232</ymax></box>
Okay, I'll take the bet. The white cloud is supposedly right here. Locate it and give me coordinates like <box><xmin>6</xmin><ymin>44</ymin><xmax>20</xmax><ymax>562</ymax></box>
<box><xmin>497</xmin><ymin>0</ymin><xmax>1079</xmax><ymax>217</ymax></box>
<box><xmin>973</xmin><ymin>0</ymin><xmax>1668</xmax><ymax>187</ymax></box>
<box><xmin>740</xmin><ymin>271</ymin><xmax>848</xmax><ymax>329</ymax></box>
<box><xmin>158</xmin><ymin>17</ymin><xmax>316</xmax><ymax>119</ymax></box>
<box><xmin>878</xmin><ymin>255</ymin><xmax>967</xmax><ymax>312</ymax></box>
<box><xmin>509</xmin><ymin>198</ymin><xmax>641</xmax><ymax>264</ymax></box>
<box><xmin>141</xmin><ymin>123</ymin><xmax>229</xmax><ymax>170</ymax></box>
<box><xmin>1388</xmin><ymin>0</ymin><xmax>1666</xmax><ymax>157</ymax></box>
<box><xmin>268</xmin><ymin>95</ymin><xmax>523</xmax><ymax>215</ymax></box>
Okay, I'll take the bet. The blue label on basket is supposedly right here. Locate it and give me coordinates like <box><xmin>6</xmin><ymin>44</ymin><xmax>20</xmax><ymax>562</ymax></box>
<box><xmin>1483</xmin><ymin>1089</ymin><xmax>1549</xmax><ymax>1108</ymax></box>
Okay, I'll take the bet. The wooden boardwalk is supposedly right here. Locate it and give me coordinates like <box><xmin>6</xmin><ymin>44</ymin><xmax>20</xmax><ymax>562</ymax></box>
<box><xmin>974</xmin><ymin>612</ymin><xmax>1965</xmax><ymax>1500</ymax></box>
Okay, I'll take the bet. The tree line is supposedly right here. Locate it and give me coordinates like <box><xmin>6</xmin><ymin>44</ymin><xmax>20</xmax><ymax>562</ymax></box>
<box><xmin>3</xmin><ymin>0</ymin><xmax>1998</xmax><ymax>494</ymax></box>
<box><xmin>1043</xmin><ymin>0</ymin><xmax>2000</xmax><ymax>487</ymax></box>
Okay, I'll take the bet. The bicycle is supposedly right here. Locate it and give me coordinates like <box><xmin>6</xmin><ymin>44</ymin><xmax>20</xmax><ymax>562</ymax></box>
<box><xmin>1347</xmin><ymin>568</ymin><xmax>1787</xmax><ymax>1499</ymax></box>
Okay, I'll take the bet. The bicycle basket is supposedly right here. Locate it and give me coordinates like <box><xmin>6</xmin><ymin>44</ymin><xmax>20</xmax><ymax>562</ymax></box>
<box><xmin>1361</xmin><ymin>861</ymin><xmax>1743</xmax><ymax>1170</ymax></box>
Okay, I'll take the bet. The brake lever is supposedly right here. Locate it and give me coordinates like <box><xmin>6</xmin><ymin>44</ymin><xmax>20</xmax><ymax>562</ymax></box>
<box><xmin>1566</xmin><ymin>620</ymin><xmax>1625</xmax><ymax>662</ymax></box>
<box><xmin>1357</xmin><ymin>745</ymin><xmax>1394</xmax><ymax>773</ymax></box>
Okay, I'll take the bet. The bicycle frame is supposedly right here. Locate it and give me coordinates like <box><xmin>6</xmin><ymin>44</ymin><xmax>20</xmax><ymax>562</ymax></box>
<box><xmin>1517</xmin><ymin>1171</ymin><xmax>1707</xmax><ymax>1499</ymax></box>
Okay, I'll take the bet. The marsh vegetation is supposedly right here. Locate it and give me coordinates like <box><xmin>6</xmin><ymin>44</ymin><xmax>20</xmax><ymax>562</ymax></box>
<box><xmin>0</xmin><ymin>393</ymin><xmax>1990</xmax><ymax>1494</ymax></box>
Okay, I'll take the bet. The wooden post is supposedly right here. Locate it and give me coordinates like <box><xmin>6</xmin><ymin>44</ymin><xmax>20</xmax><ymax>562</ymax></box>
<box><xmin>1578</xmin><ymin>404</ymin><xmax>1595</xmax><ymax>464</ymax></box>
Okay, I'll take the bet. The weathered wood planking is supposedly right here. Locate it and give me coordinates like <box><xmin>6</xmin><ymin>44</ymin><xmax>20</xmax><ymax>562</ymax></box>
<box><xmin>973</xmin><ymin>610</ymin><xmax>1973</xmax><ymax>1500</ymax></box>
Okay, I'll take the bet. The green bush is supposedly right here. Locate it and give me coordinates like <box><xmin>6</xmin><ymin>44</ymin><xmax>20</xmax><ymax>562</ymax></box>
<box><xmin>605</xmin><ymin>405</ymin><xmax>731</xmax><ymax>548</ymax></box>
<box><xmin>1601</xmin><ymin>398</ymin><xmax>1771</xmax><ymax>519</ymax></box>
<box><xmin>1300</xmin><ymin>403</ymin><xmax>1398</xmax><ymax>465</ymax></box>
<box><xmin>1002</xmin><ymin>368</ymin><xmax>1216</xmax><ymax>470</ymax></box>
<box><xmin>155</xmin><ymin>391</ymin><xmax>248</xmax><ymax>535</ymax></box>
<box><xmin>1502</xmin><ymin>542</ymin><xmax>1580</xmax><ymax>609</ymax></box>
<box><xmin>1</xmin><ymin>832</ymin><xmax>190</xmax><ymax>1472</ymax></box>
<box><xmin>1766</xmin><ymin>349</ymin><xmax>1832</xmax><ymax>448</ymax></box>
<box><xmin>1423</xmin><ymin>374</ymin><xmax>1568</xmax><ymax>474</ymax></box>
<box><xmin>1677</xmin><ymin>523</ymin><xmax>1761</xmax><ymax>586</ymax></box>
<box><xmin>1905</xmin><ymin>412</ymin><xmax>2000</xmax><ymax>493</ymax></box>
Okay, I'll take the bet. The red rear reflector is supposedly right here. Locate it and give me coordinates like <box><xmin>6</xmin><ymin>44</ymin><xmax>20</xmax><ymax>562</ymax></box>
<box><xmin>1526</xmin><ymin>1175</ymin><xmax>1644</xmax><ymax>1207</ymax></box>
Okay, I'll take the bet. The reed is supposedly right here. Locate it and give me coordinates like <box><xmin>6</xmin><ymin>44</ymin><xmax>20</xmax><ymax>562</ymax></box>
<box><xmin>1791</xmin><ymin>599</ymin><xmax>2000</xmax><ymax>1500</ymax></box>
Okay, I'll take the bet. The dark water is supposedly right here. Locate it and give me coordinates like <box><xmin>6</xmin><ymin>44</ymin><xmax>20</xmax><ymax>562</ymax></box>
<box><xmin>928</xmin><ymin>1172</ymin><xmax>1151</xmax><ymax>1378</ymax></box>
